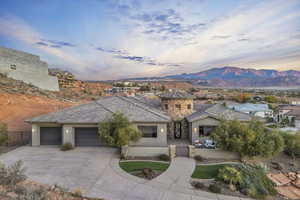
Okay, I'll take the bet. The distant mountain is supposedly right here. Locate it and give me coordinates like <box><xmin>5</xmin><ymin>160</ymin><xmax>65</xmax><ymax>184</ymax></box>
<box><xmin>126</xmin><ymin>66</ymin><xmax>300</xmax><ymax>87</ymax></box>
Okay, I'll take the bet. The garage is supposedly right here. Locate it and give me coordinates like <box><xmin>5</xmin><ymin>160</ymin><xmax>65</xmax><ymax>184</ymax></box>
<box><xmin>40</xmin><ymin>127</ymin><xmax>62</xmax><ymax>145</ymax></box>
<box><xmin>75</xmin><ymin>128</ymin><xmax>102</xmax><ymax>146</ymax></box>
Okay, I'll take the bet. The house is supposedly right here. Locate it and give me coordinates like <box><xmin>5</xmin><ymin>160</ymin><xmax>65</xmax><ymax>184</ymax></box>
<box><xmin>276</xmin><ymin>105</ymin><xmax>300</xmax><ymax>126</ymax></box>
<box><xmin>27</xmin><ymin>96</ymin><xmax>170</xmax><ymax>147</ymax></box>
<box><xmin>27</xmin><ymin>91</ymin><xmax>253</xmax><ymax>149</ymax></box>
<box><xmin>228</xmin><ymin>103</ymin><xmax>273</xmax><ymax>118</ymax></box>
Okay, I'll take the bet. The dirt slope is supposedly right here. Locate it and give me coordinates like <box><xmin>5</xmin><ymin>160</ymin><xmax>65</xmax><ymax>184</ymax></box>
<box><xmin>0</xmin><ymin>92</ymin><xmax>77</xmax><ymax>131</ymax></box>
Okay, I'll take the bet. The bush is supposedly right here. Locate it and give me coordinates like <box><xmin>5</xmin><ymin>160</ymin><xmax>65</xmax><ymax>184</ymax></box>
<box><xmin>282</xmin><ymin>132</ymin><xmax>300</xmax><ymax>158</ymax></box>
<box><xmin>211</xmin><ymin>119</ymin><xmax>284</xmax><ymax>158</ymax></box>
<box><xmin>72</xmin><ymin>188</ymin><xmax>83</xmax><ymax>197</ymax></box>
<box><xmin>0</xmin><ymin>122</ymin><xmax>8</xmax><ymax>146</ymax></box>
<box><xmin>208</xmin><ymin>183</ymin><xmax>221</xmax><ymax>193</ymax></box>
<box><xmin>60</xmin><ymin>143</ymin><xmax>73</xmax><ymax>151</ymax></box>
<box><xmin>236</xmin><ymin>164</ymin><xmax>277</xmax><ymax>199</ymax></box>
<box><xmin>191</xmin><ymin>181</ymin><xmax>205</xmax><ymax>189</ymax></box>
<box><xmin>194</xmin><ymin>155</ymin><xmax>203</xmax><ymax>162</ymax></box>
<box><xmin>158</xmin><ymin>154</ymin><xmax>170</xmax><ymax>161</ymax></box>
<box><xmin>0</xmin><ymin>160</ymin><xmax>26</xmax><ymax>186</ymax></box>
<box><xmin>218</xmin><ymin>166</ymin><xmax>241</xmax><ymax>185</ymax></box>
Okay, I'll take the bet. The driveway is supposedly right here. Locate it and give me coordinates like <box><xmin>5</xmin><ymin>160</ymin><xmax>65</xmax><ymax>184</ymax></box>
<box><xmin>0</xmin><ymin>147</ymin><xmax>248</xmax><ymax>200</ymax></box>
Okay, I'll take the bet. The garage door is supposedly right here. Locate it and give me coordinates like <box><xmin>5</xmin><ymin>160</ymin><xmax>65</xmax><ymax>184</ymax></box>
<box><xmin>40</xmin><ymin>127</ymin><xmax>62</xmax><ymax>145</ymax></box>
<box><xmin>75</xmin><ymin>128</ymin><xmax>102</xmax><ymax>146</ymax></box>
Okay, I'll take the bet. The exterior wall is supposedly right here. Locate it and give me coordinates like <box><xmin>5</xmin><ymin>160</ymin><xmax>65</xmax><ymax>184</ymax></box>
<box><xmin>0</xmin><ymin>47</ymin><xmax>59</xmax><ymax>91</ymax></box>
<box><xmin>122</xmin><ymin>146</ymin><xmax>169</xmax><ymax>157</ymax></box>
<box><xmin>295</xmin><ymin>120</ymin><xmax>300</xmax><ymax>128</ymax></box>
<box><xmin>190</xmin><ymin>117</ymin><xmax>220</xmax><ymax>143</ymax></box>
<box><xmin>194</xmin><ymin>149</ymin><xmax>240</xmax><ymax>160</ymax></box>
<box><xmin>31</xmin><ymin>123</ymin><xmax>62</xmax><ymax>146</ymax></box>
<box><xmin>131</xmin><ymin>123</ymin><xmax>168</xmax><ymax>147</ymax></box>
<box><xmin>161</xmin><ymin>99</ymin><xmax>194</xmax><ymax>120</ymax></box>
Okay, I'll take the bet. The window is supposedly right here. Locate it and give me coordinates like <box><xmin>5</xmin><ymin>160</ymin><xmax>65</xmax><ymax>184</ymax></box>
<box><xmin>138</xmin><ymin>126</ymin><xmax>157</xmax><ymax>138</ymax></box>
<box><xmin>175</xmin><ymin>104</ymin><xmax>181</xmax><ymax>110</ymax></box>
<box><xmin>164</xmin><ymin>104</ymin><xmax>168</xmax><ymax>110</ymax></box>
<box><xmin>187</xmin><ymin>104</ymin><xmax>192</xmax><ymax>109</ymax></box>
<box><xmin>10</xmin><ymin>64</ymin><xmax>16</xmax><ymax>70</ymax></box>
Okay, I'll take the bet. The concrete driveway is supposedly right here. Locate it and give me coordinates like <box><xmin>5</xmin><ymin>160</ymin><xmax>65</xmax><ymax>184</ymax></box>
<box><xmin>0</xmin><ymin>147</ymin><xmax>248</xmax><ymax>200</ymax></box>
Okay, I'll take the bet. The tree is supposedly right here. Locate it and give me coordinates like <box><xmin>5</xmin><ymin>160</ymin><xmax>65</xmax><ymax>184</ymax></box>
<box><xmin>0</xmin><ymin>122</ymin><xmax>8</xmax><ymax>146</ymax></box>
<box><xmin>234</xmin><ymin>93</ymin><xmax>251</xmax><ymax>103</ymax></box>
<box><xmin>264</xmin><ymin>96</ymin><xmax>278</xmax><ymax>103</ymax></box>
<box><xmin>282</xmin><ymin>132</ymin><xmax>300</xmax><ymax>159</ymax></box>
<box><xmin>211</xmin><ymin>119</ymin><xmax>284</xmax><ymax>158</ymax></box>
<box><xmin>99</xmin><ymin>112</ymin><xmax>142</xmax><ymax>147</ymax></box>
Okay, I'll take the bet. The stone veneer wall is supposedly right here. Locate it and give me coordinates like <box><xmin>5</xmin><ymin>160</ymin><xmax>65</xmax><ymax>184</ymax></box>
<box><xmin>161</xmin><ymin>98</ymin><xmax>194</xmax><ymax>120</ymax></box>
<box><xmin>0</xmin><ymin>47</ymin><xmax>59</xmax><ymax>91</ymax></box>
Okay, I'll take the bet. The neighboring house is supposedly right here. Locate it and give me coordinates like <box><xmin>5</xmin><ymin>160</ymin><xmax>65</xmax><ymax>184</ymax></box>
<box><xmin>186</xmin><ymin>104</ymin><xmax>253</xmax><ymax>144</ymax></box>
<box><xmin>228</xmin><ymin>103</ymin><xmax>273</xmax><ymax>118</ymax></box>
<box><xmin>276</xmin><ymin>105</ymin><xmax>300</xmax><ymax>125</ymax></box>
<box><xmin>27</xmin><ymin>91</ymin><xmax>254</xmax><ymax>148</ymax></box>
<box><xmin>288</xmin><ymin>98</ymin><xmax>300</xmax><ymax>105</ymax></box>
<box><xmin>285</xmin><ymin>109</ymin><xmax>300</xmax><ymax>128</ymax></box>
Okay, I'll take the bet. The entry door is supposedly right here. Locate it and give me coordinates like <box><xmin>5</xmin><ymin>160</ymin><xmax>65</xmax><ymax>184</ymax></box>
<box><xmin>174</xmin><ymin>122</ymin><xmax>182</xmax><ymax>139</ymax></box>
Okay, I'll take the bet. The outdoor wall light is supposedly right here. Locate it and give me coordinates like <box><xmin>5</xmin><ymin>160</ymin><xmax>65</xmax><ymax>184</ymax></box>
<box><xmin>194</xmin><ymin>127</ymin><xmax>197</xmax><ymax>133</ymax></box>
<box><xmin>32</xmin><ymin>128</ymin><xmax>35</xmax><ymax>133</ymax></box>
<box><xmin>161</xmin><ymin>128</ymin><xmax>164</xmax><ymax>133</ymax></box>
<box><xmin>66</xmin><ymin>129</ymin><xmax>69</xmax><ymax>134</ymax></box>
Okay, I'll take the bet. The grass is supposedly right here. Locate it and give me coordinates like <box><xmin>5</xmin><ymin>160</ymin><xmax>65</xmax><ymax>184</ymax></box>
<box><xmin>191</xmin><ymin>164</ymin><xmax>234</xmax><ymax>179</ymax></box>
<box><xmin>119</xmin><ymin>161</ymin><xmax>170</xmax><ymax>173</ymax></box>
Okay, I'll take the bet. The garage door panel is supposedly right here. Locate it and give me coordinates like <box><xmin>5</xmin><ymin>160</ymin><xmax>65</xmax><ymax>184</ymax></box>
<box><xmin>75</xmin><ymin>128</ymin><xmax>102</xmax><ymax>146</ymax></box>
<box><xmin>40</xmin><ymin>127</ymin><xmax>62</xmax><ymax>145</ymax></box>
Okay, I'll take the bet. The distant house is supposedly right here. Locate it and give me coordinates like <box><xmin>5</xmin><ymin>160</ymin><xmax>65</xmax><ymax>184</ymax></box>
<box><xmin>228</xmin><ymin>103</ymin><xmax>273</xmax><ymax>118</ymax></box>
<box><xmin>277</xmin><ymin>105</ymin><xmax>300</xmax><ymax>128</ymax></box>
<box><xmin>288</xmin><ymin>98</ymin><xmax>300</xmax><ymax>105</ymax></box>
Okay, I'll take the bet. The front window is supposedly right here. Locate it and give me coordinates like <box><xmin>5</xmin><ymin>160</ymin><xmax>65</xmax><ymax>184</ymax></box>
<box><xmin>164</xmin><ymin>104</ymin><xmax>168</xmax><ymax>110</ymax></box>
<box><xmin>175</xmin><ymin>104</ymin><xmax>181</xmax><ymax>110</ymax></box>
<box><xmin>10</xmin><ymin>64</ymin><xmax>16</xmax><ymax>70</ymax></box>
<box><xmin>187</xmin><ymin>104</ymin><xmax>192</xmax><ymax>109</ymax></box>
<box><xmin>138</xmin><ymin>126</ymin><xmax>157</xmax><ymax>138</ymax></box>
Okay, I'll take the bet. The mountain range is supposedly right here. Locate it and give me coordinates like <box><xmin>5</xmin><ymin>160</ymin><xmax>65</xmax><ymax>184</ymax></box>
<box><xmin>127</xmin><ymin>67</ymin><xmax>300</xmax><ymax>87</ymax></box>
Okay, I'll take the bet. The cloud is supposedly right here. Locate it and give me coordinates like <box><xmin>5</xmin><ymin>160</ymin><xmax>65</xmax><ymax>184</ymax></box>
<box><xmin>35</xmin><ymin>39</ymin><xmax>76</xmax><ymax>48</ymax></box>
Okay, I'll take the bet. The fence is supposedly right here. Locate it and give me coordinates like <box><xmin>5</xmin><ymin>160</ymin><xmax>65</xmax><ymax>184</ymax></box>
<box><xmin>7</xmin><ymin>131</ymin><xmax>31</xmax><ymax>146</ymax></box>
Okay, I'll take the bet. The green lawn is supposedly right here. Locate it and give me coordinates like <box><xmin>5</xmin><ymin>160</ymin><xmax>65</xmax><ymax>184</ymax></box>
<box><xmin>191</xmin><ymin>164</ymin><xmax>234</xmax><ymax>179</ymax></box>
<box><xmin>119</xmin><ymin>161</ymin><xmax>170</xmax><ymax>173</ymax></box>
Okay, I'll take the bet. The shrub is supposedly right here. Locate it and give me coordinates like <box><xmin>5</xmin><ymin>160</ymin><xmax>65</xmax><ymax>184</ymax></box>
<box><xmin>60</xmin><ymin>143</ymin><xmax>73</xmax><ymax>151</ymax></box>
<box><xmin>0</xmin><ymin>122</ymin><xmax>8</xmax><ymax>146</ymax></box>
<box><xmin>208</xmin><ymin>183</ymin><xmax>221</xmax><ymax>193</ymax></box>
<box><xmin>158</xmin><ymin>154</ymin><xmax>170</xmax><ymax>161</ymax></box>
<box><xmin>0</xmin><ymin>160</ymin><xmax>26</xmax><ymax>186</ymax></box>
<box><xmin>236</xmin><ymin>164</ymin><xmax>277</xmax><ymax>199</ymax></box>
<box><xmin>282</xmin><ymin>132</ymin><xmax>300</xmax><ymax>158</ymax></box>
<box><xmin>191</xmin><ymin>181</ymin><xmax>205</xmax><ymax>189</ymax></box>
<box><xmin>194</xmin><ymin>155</ymin><xmax>203</xmax><ymax>162</ymax></box>
<box><xmin>72</xmin><ymin>188</ymin><xmax>83</xmax><ymax>197</ymax></box>
<box><xmin>211</xmin><ymin>119</ymin><xmax>284</xmax><ymax>158</ymax></box>
<box><xmin>218</xmin><ymin>166</ymin><xmax>241</xmax><ymax>185</ymax></box>
<box><xmin>17</xmin><ymin>186</ymin><xmax>49</xmax><ymax>200</ymax></box>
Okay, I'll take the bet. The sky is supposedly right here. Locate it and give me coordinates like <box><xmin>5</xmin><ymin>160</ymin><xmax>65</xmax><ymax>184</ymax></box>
<box><xmin>0</xmin><ymin>0</ymin><xmax>300</xmax><ymax>80</ymax></box>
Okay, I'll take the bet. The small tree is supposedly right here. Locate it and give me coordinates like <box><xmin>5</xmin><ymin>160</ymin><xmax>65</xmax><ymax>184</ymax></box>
<box><xmin>99</xmin><ymin>112</ymin><xmax>142</xmax><ymax>147</ymax></box>
<box><xmin>212</xmin><ymin>119</ymin><xmax>284</xmax><ymax>158</ymax></box>
<box><xmin>0</xmin><ymin>122</ymin><xmax>8</xmax><ymax>146</ymax></box>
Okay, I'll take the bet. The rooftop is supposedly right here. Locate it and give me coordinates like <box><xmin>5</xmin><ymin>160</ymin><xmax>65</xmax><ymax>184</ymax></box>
<box><xmin>158</xmin><ymin>91</ymin><xmax>194</xmax><ymax>99</ymax></box>
<box><xmin>27</xmin><ymin>96</ymin><xmax>171</xmax><ymax>124</ymax></box>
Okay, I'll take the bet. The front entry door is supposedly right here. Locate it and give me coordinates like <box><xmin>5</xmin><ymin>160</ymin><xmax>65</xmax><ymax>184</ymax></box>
<box><xmin>174</xmin><ymin>122</ymin><xmax>181</xmax><ymax>139</ymax></box>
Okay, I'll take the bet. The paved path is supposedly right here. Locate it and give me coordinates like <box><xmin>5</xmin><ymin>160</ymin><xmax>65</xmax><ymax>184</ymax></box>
<box><xmin>0</xmin><ymin>147</ymin><xmax>249</xmax><ymax>200</ymax></box>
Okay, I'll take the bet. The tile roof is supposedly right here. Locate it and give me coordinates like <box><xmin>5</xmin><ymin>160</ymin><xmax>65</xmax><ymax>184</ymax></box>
<box><xmin>186</xmin><ymin>104</ymin><xmax>253</xmax><ymax>122</ymax></box>
<box><xmin>228</xmin><ymin>103</ymin><xmax>271</xmax><ymax>112</ymax></box>
<box><xmin>27</xmin><ymin>96</ymin><xmax>171</xmax><ymax>124</ymax></box>
<box><xmin>158</xmin><ymin>91</ymin><xmax>194</xmax><ymax>99</ymax></box>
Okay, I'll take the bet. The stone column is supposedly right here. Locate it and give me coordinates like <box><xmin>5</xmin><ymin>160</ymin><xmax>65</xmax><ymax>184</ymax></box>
<box><xmin>31</xmin><ymin>124</ymin><xmax>40</xmax><ymax>146</ymax></box>
<box><xmin>169</xmin><ymin>145</ymin><xmax>176</xmax><ymax>159</ymax></box>
<box><xmin>188</xmin><ymin>145</ymin><xmax>195</xmax><ymax>158</ymax></box>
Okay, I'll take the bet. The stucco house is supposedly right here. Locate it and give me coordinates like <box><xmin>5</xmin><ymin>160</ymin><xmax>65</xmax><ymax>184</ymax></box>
<box><xmin>27</xmin><ymin>92</ymin><xmax>253</xmax><ymax>149</ymax></box>
<box><xmin>228</xmin><ymin>103</ymin><xmax>273</xmax><ymax>118</ymax></box>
